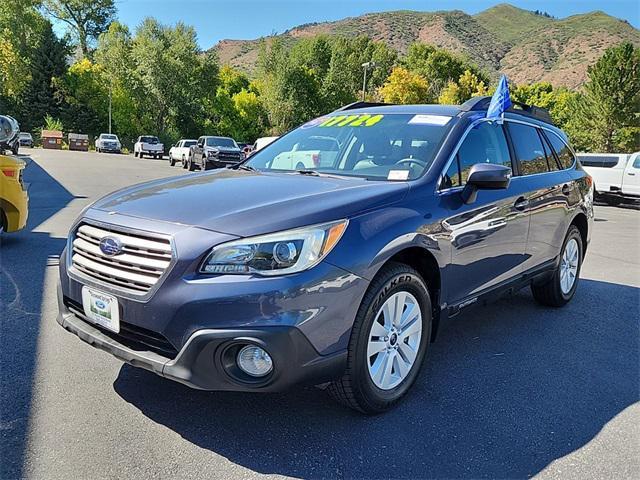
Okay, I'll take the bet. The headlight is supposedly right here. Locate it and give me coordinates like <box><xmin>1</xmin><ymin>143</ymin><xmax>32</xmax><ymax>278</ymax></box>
<box><xmin>200</xmin><ymin>219</ymin><xmax>348</xmax><ymax>276</ymax></box>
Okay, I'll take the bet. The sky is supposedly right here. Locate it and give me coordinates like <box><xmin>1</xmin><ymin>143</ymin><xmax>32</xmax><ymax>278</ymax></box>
<box><xmin>115</xmin><ymin>0</ymin><xmax>640</xmax><ymax>49</ymax></box>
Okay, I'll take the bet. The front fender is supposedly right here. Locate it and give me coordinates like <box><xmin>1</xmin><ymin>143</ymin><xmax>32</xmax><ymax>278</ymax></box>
<box><xmin>324</xmin><ymin>207</ymin><xmax>448</xmax><ymax>282</ymax></box>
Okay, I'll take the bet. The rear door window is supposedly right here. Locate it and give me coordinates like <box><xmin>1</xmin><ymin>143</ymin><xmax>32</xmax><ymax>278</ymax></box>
<box><xmin>442</xmin><ymin>121</ymin><xmax>511</xmax><ymax>188</ymax></box>
<box><xmin>508</xmin><ymin>123</ymin><xmax>549</xmax><ymax>176</ymax></box>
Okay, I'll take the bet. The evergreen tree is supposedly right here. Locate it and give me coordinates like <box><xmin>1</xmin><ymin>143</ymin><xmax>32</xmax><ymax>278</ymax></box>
<box><xmin>18</xmin><ymin>22</ymin><xmax>69</xmax><ymax>132</ymax></box>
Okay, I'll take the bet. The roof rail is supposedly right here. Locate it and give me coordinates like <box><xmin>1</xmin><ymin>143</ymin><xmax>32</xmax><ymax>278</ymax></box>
<box><xmin>334</xmin><ymin>101</ymin><xmax>394</xmax><ymax>112</ymax></box>
<box><xmin>460</xmin><ymin>96</ymin><xmax>554</xmax><ymax>125</ymax></box>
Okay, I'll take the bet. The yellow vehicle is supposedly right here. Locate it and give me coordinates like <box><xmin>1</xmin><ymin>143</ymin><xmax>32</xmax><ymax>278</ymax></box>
<box><xmin>0</xmin><ymin>154</ymin><xmax>28</xmax><ymax>233</ymax></box>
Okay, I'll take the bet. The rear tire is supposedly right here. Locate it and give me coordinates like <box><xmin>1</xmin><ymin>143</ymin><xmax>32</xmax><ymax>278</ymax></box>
<box><xmin>169</xmin><ymin>155</ymin><xmax>175</xmax><ymax>166</ymax></box>
<box><xmin>327</xmin><ymin>262</ymin><xmax>432</xmax><ymax>414</ymax></box>
<box><xmin>139</xmin><ymin>152</ymin><xmax>144</xmax><ymax>159</ymax></box>
<box><xmin>187</xmin><ymin>155</ymin><xmax>195</xmax><ymax>171</ymax></box>
<box><xmin>531</xmin><ymin>225</ymin><xmax>583</xmax><ymax>307</ymax></box>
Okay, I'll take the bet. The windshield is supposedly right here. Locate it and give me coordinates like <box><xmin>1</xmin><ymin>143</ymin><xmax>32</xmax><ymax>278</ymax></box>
<box><xmin>206</xmin><ymin>137</ymin><xmax>237</xmax><ymax>148</ymax></box>
<box><xmin>102</xmin><ymin>134</ymin><xmax>118</xmax><ymax>140</ymax></box>
<box><xmin>245</xmin><ymin>113</ymin><xmax>452</xmax><ymax>180</ymax></box>
<box><xmin>19</xmin><ymin>133</ymin><xmax>32</xmax><ymax>138</ymax></box>
<box><xmin>141</xmin><ymin>136</ymin><xmax>159</xmax><ymax>144</ymax></box>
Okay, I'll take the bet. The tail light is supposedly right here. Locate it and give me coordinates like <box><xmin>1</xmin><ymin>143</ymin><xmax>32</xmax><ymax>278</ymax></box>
<box><xmin>1</xmin><ymin>168</ymin><xmax>16</xmax><ymax>178</ymax></box>
<box><xmin>311</xmin><ymin>153</ymin><xmax>320</xmax><ymax>168</ymax></box>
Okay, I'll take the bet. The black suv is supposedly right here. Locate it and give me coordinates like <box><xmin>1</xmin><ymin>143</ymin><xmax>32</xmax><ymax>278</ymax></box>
<box><xmin>56</xmin><ymin>97</ymin><xmax>593</xmax><ymax>413</ymax></box>
<box><xmin>187</xmin><ymin>136</ymin><xmax>243</xmax><ymax>170</ymax></box>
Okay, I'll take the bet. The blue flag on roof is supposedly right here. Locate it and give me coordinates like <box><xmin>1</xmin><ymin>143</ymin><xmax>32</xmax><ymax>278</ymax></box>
<box><xmin>486</xmin><ymin>74</ymin><xmax>512</xmax><ymax>121</ymax></box>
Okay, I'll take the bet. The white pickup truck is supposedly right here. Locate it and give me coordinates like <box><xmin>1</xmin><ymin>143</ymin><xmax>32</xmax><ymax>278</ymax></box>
<box><xmin>270</xmin><ymin>136</ymin><xmax>339</xmax><ymax>170</ymax></box>
<box><xmin>579</xmin><ymin>152</ymin><xmax>640</xmax><ymax>205</ymax></box>
<box><xmin>134</xmin><ymin>135</ymin><xmax>164</xmax><ymax>159</ymax></box>
<box><xmin>168</xmin><ymin>139</ymin><xmax>197</xmax><ymax>166</ymax></box>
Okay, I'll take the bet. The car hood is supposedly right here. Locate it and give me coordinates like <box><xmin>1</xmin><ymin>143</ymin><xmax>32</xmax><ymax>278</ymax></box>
<box><xmin>90</xmin><ymin>169</ymin><xmax>409</xmax><ymax>237</ymax></box>
<box><xmin>208</xmin><ymin>146</ymin><xmax>240</xmax><ymax>153</ymax></box>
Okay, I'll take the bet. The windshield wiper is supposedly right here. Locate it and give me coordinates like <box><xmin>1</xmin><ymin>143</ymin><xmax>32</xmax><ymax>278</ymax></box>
<box><xmin>228</xmin><ymin>164</ymin><xmax>258</xmax><ymax>172</ymax></box>
<box><xmin>295</xmin><ymin>169</ymin><xmax>320</xmax><ymax>176</ymax></box>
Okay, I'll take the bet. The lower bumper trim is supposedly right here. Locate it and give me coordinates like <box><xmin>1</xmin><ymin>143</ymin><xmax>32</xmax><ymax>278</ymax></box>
<box><xmin>57</xmin><ymin>284</ymin><xmax>347</xmax><ymax>392</ymax></box>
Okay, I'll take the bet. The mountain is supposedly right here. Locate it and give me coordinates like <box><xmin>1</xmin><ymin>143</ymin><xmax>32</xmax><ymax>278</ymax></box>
<box><xmin>212</xmin><ymin>4</ymin><xmax>639</xmax><ymax>89</ymax></box>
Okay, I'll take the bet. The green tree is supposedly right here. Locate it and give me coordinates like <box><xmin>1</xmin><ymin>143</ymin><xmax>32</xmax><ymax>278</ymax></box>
<box><xmin>130</xmin><ymin>18</ymin><xmax>218</xmax><ymax>143</ymax></box>
<box><xmin>403</xmin><ymin>42</ymin><xmax>488</xmax><ymax>99</ymax></box>
<box><xmin>0</xmin><ymin>0</ymin><xmax>48</xmax><ymax>109</ymax></box>
<box><xmin>438</xmin><ymin>70</ymin><xmax>488</xmax><ymax>104</ymax></box>
<box><xmin>379</xmin><ymin>67</ymin><xmax>431</xmax><ymax>104</ymax></box>
<box><xmin>570</xmin><ymin>43</ymin><xmax>640</xmax><ymax>152</ymax></box>
<box><xmin>19</xmin><ymin>22</ymin><xmax>69</xmax><ymax>132</ymax></box>
<box><xmin>54</xmin><ymin>58</ymin><xmax>107</xmax><ymax>136</ymax></box>
<box><xmin>42</xmin><ymin>0</ymin><xmax>116</xmax><ymax>57</ymax></box>
<box><xmin>322</xmin><ymin>36</ymin><xmax>397</xmax><ymax>108</ymax></box>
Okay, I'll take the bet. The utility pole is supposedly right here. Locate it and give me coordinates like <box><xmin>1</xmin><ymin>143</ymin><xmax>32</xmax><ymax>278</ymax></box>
<box><xmin>361</xmin><ymin>61</ymin><xmax>376</xmax><ymax>101</ymax></box>
<box><xmin>108</xmin><ymin>84</ymin><xmax>112</xmax><ymax>134</ymax></box>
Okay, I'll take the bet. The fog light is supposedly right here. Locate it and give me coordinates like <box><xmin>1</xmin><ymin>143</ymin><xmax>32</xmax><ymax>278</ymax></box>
<box><xmin>237</xmin><ymin>345</ymin><xmax>273</xmax><ymax>377</ymax></box>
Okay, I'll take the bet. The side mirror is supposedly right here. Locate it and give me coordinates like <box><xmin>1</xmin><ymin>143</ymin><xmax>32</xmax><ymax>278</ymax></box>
<box><xmin>461</xmin><ymin>163</ymin><xmax>511</xmax><ymax>204</ymax></box>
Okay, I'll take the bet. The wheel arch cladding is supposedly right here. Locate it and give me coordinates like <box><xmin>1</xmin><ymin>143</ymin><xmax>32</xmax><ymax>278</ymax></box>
<box><xmin>382</xmin><ymin>247</ymin><xmax>441</xmax><ymax>342</ymax></box>
<box><xmin>570</xmin><ymin>213</ymin><xmax>588</xmax><ymax>258</ymax></box>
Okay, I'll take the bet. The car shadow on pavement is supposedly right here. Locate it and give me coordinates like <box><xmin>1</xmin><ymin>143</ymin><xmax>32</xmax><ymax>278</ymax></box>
<box><xmin>0</xmin><ymin>157</ymin><xmax>75</xmax><ymax>479</ymax></box>
<box><xmin>113</xmin><ymin>278</ymin><xmax>639</xmax><ymax>479</ymax></box>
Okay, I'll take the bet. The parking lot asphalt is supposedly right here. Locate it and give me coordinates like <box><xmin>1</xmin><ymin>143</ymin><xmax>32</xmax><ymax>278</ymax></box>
<box><xmin>1</xmin><ymin>148</ymin><xmax>639</xmax><ymax>480</ymax></box>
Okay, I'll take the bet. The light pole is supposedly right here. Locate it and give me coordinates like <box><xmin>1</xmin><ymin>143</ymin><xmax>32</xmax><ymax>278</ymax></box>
<box><xmin>361</xmin><ymin>61</ymin><xmax>376</xmax><ymax>101</ymax></box>
<box><xmin>108</xmin><ymin>84</ymin><xmax>112</xmax><ymax>134</ymax></box>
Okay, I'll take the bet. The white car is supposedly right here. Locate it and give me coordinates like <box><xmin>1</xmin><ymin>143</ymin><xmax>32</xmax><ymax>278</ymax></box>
<box><xmin>134</xmin><ymin>135</ymin><xmax>164</xmax><ymax>159</ymax></box>
<box><xmin>253</xmin><ymin>136</ymin><xmax>279</xmax><ymax>152</ymax></box>
<box><xmin>168</xmin><ymin>139</ymin><xmax>197</xmax><ymax>166</ymax></box>
<box><xmin>95</xmin><ymin>133</ymin><xmax>121</xmax><ymax>153</ymax></box>
<box><xmin>270</xmin><ymin>136</ymin><xmax>339</xmax><ymax>170</ymax></box>
<box><xmin>579</xmin><ymin>152</ymin><xmax>640</xmax><ymax>205</ymax></box>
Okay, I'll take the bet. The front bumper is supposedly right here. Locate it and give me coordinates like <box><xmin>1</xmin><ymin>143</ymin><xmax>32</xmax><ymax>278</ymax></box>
<box><xmin>100</xmin><ymin>146</ymin><xmax>121</xmax><ymax>152</ymax></box>
<box><xmin>57</xmin><ymin>284</ymin><xmax>347</xmax><ymax>391</ymax></box>
<box><xmin>206</xmin><ymin>156</ymin><xmax>242</xmax><ymax>168</ymax></box>
<box><xmin>0</xmin><ymin>182</ymin><xmax>28</xmax><ymax>232</ymax></box>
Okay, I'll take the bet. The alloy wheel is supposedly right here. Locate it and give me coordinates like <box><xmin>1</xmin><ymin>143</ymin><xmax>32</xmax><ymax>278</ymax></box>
<box><xmin>367</xmin><ymin>291</ymin><xmax>422</xmax><ymax>390</ymax></box>
<box><xmin>560</xmin><ymin>238</ymin><xmax>579</xmax><ymax>294</ymax></box>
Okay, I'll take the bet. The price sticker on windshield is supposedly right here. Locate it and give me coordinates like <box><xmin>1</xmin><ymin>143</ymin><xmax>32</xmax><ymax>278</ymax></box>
<box><xmin>318</xmin><ymin>114</ymin><xmax>384</xmax><ymax>128</ymax></box>
<box><xmin>387</xmin><ymin>170</ymin><xmax>410</xmax><ymax>181</ymax></box>
<box><xmin>408</xmin><ymin>114</ymin><xmax>451</xmax><ymax>126</ymax></box>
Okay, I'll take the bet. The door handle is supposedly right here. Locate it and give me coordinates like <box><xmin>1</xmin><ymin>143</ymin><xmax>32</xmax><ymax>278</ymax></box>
<box><xmin>561</xmin><ymin>184</ymin><xmax>571</xmax><ymax>196</ymax></box>
<box><xmin>514</xmin><ymin>197</ymin><xmax>529</xmax><ymax>210</ymax></box>
<box><xmin>628</xmin><ymin>172</ymin><xmax>636</xmax><ymax>176</ymax></box>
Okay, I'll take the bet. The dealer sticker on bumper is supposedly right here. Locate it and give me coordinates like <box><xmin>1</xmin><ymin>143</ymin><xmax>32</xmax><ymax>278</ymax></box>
<box><xmin>81</xmin><ymin>286</ymin><xmax>120</xmax><ymax>333</ymax></box>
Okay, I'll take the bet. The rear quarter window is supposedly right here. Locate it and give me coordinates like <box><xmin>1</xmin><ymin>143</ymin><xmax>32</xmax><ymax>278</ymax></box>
<box><xmin>544</xmin><ymin>132</ymin><xmax>575</xmax><ymax>169</ymax></box>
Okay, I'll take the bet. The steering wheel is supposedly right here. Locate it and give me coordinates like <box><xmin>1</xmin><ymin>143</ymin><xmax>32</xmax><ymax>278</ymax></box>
<box><xmin>395</xmin><ymin>158</ymin><xmax>428</xmax><ymax>169</ymax></box>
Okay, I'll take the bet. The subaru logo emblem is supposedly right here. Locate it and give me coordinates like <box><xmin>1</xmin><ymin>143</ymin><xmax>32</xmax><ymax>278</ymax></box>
<box><xmin>99</xmin><ymin>236</ymin><xmax>123</xmax><ymax>256</ymax></box>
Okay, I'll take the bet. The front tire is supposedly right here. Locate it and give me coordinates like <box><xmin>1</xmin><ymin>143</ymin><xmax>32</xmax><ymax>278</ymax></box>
<box><xmin>327</xmin><ymin>263</ymin><xmax>432</xmax><ymax>414</ymax></box>
<box><xmin>187</xmin><ymin>155</ymin><xmax>195</xmax><ymax>171</ymax></box>
<box><xmin>169</xmin><ymin>154</ymin><xmax>175</xmax><ymax>166</ymax></box>
<box><xmin>531</xmin><ymin>225</ymin><xmax>583</xmax><ymax>307</ymax></box>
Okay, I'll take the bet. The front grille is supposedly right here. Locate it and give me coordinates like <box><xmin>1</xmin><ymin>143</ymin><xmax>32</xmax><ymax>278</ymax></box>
<box><xmin>71</xmin><ymin>223</ymin><xmax>172</xmax><ymax>294</ymax></box>
<box><xmin>217</xmin><ymin>152</ymin><xmax>241</xmax><ymax>162</ymax></box>
<box><xmin>64</xmin><ymin>297</ymin><xmax>178</xmax><ymax>359</ymax></box>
